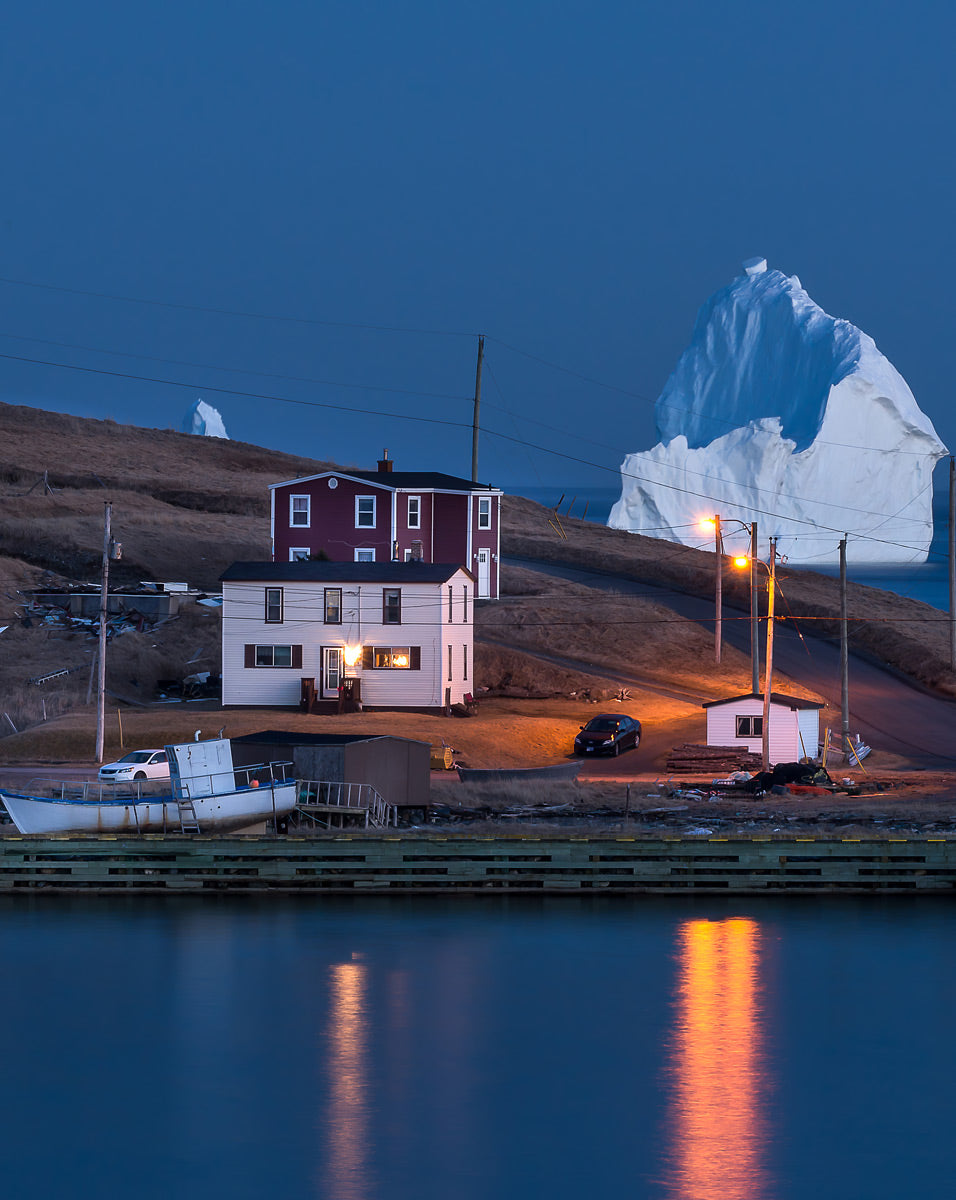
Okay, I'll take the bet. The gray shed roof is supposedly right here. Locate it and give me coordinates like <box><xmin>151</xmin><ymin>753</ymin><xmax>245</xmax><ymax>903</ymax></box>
<box><xmin>702</xmin><ymin>692</ymin><xmax>825</xmax><ymax>711</ymax></box>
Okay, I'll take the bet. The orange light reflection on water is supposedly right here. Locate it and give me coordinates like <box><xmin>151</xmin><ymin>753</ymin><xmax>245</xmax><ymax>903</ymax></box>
<box><xmin>666</xmin><ymin>917</ymin><xmax>770</xmax><ymax>1200</ymax></box>
<box><xmin>323</xmin><ymin>961</ymin><xmax>369</xmax><ymax>1200</ymax></box>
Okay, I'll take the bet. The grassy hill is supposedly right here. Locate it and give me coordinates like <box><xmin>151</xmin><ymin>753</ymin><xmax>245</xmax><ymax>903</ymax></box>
<box><xmin>0</xmin><ymin>399</ymin><xmax>952</xmax><ymax>743</ymax></box>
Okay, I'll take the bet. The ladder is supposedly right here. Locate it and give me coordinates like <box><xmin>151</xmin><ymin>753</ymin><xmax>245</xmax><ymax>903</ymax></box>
<box><xmin>177</xmin><ymin>787</ymin><xmax>201</xmax><ymax>833</ymax></box>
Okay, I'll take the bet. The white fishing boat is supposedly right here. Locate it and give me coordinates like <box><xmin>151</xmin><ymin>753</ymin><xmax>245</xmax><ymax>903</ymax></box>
<box><xmin>0</xmin><ymin>738</ymin><xmax>297</xmax><ymax>836</ymax></box>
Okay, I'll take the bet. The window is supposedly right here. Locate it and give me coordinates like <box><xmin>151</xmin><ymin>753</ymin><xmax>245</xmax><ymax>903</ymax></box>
<box><xmin>447</xmin><ymin>644</ymin><xmax>453</xmax><ymax>681</ymax></box>
<box><xmin>383</xmin><ymin>588</ymin><xmax>402</xmax><ymax>625</ymax></box>
<box><xmin>448</xmin><ymin>585</ymin><xmax>453</xmax><ymax>621</ymax></box>
<box><xmin>264</xmin><ymin>588</ymin><xmax>283</xmax><ymax>623</ymax></box>
<box><xmin>356</xmin><ymin>496</ymin><xmax>376</xmax><ymax>528</ymax></box>
<box><xmin>463</xmin><ymin>643</ymin><xmax>468</xmax><ymax>680</ymax></box>
<box><xmin>354</xmin><ymin>548</ymin><xmax>375</xmax><ymax>562</ymax></box>
<box><xmin>324</xmin><ymin>588</ymin><xmax>342</xmax><ymax>624</ymax></box>
<box><xmin>407</xmin><ymin>495</ymin><xmax>421</xmax><ymax>529</ymax></box>
<box><xmin>244</xmin><ymin>644</ymin><xmax>302</xmax><ymax>668</ymax></box>
<box><xmin>363</xmin><ymin>646</ymin><xmax>421</xmax><ymax>670</ymax></box>
<box><xmin>290</xmin><ymin>495</ymin><xmax>310</xmax><ymax>527</ymax></box>
<box><xmin>461</xmin><ymin>584</ymin><xmax>468</xmax><ymax>622</ymax></box>
<box><xmin>477</xmin><ymin>497</ymin><xmax>491</xmax><ymax>529</ymax></box>
<box><xmin>289</xmin><ymin>548</ymin><xmax>310</xmax><ymax>562</ymax></box>
<box><xmin>736</xmin><ymin>715</ymin><xmax>763</xmax><ymax>737</ymax></box>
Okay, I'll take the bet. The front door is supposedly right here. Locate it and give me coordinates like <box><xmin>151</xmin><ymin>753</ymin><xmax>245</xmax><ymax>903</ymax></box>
<box><xmin>476</xmin><ymin>549</ymin><xmax>491</xmax><ymax>598</ymax></box>
<box><xmin>321</xmin><ymin>647</ymin><xmax>342</xmax><ymax>698</ymax></box>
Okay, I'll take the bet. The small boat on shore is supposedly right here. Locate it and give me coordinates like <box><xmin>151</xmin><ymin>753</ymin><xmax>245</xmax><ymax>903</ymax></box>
<box><xmin>0</xmin><ymin>738</ymin><xmax>297</xmax><ymax>836</ymax></box>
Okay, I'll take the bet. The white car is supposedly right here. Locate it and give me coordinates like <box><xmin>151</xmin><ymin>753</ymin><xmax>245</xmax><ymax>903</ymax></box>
<box><xmin>98</xmin><ymin>749</ymin><xmax>170</xmax><ymax>783</ymax></box>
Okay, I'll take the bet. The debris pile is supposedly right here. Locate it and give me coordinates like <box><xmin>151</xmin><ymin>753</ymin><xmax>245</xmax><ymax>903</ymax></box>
<box><xmin>13</xmin><ymin>591</ymin><xmax>178</xmax><ymax>642</ymax></box>
<box><xmin>665</xmin><ymin>744</ymin><xmax>763</xmax><ymax>774</ymax></box>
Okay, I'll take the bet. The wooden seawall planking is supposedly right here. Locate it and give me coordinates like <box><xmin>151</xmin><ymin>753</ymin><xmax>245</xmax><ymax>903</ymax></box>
<box><xmin>0</xmin><ymin>834</ymin><xmax>955</xmax><ymax>893</ymax></box>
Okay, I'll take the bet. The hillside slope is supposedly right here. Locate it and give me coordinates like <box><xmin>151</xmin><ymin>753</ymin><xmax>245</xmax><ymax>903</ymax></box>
<box><xmin>0</xmin><ymin>401</ymin><xmax>951</xmax><ymax>740</ymax></box>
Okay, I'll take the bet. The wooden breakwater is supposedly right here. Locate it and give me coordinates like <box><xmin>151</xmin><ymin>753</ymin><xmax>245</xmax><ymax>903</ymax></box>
<box><xmin>0</xmin><ymin>834</ymin><xmax>954</xmax><ymax>893</ymax></box>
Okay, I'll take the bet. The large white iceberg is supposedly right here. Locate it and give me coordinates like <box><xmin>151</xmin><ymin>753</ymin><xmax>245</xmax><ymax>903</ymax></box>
<box><xmin>609</xmin><ymin>259</ymin><xmax>947</xmax><ymax>563</ymax></box>
<box><xmin>182</xmin><ymin>398</ymin><xmax>229</xmax><ymax>439</ymax></box>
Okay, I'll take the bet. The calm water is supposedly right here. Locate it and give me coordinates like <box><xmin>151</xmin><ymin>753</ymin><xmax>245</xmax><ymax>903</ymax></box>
<box><xmin>2</xmin><ymin>896</ymin><xmax>954</xmax><ymax>1199</ymax></box>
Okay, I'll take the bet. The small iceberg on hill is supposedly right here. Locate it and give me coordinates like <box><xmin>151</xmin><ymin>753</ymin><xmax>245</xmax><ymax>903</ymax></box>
<box><xmin>183</xmin><ymin>398</ymin><xmax>229</xmax><ymax>439</ymax></box>
<box><xmin>609</xmin><ymin>259</ymin><xmax>947</xmax><ymax>563</ymax></box>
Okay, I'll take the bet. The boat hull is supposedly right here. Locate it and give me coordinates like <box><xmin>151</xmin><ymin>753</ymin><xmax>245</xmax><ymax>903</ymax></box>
<box><xmin>1</xmin><ymin>782</ymin><xmax>298</xmax><ymax>836</ymax></box>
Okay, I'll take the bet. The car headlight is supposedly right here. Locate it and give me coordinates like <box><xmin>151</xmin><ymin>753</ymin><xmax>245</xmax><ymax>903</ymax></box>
<box><xmin>602</xmin><ymin>737</ymin><xmax>615</xmax><ymax>745</ymax></box>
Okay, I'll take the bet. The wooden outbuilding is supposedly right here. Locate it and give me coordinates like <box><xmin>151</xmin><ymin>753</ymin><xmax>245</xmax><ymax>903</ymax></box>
<box><xmin>231</xmin><ymin>730</ymin><xmax>431</xmax><ymax>819</ymax></box>
<box><xmin>702</xmin><ymin>692</ymin><xmax>825</xmax><ymax>766</ymax></box>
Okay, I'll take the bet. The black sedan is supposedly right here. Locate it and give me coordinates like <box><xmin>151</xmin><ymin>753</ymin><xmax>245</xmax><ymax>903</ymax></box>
<box><xmin>573</xmin><ymin>714</ymin><xmax>642</xmax><ymax>757</ymax></box>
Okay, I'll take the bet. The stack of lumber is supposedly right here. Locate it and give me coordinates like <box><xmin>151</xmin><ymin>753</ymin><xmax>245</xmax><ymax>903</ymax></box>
<box><xmin>665</xmin><ymin>744</ymin><xmax>763</xmax><ymax>774</ymax></box>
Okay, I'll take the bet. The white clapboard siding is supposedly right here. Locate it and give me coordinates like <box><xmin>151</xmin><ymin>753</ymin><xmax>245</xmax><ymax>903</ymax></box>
<box><xmin>222</xmin><ymin>568</ymin><xmax>472</xmax><ymax>708</ymax></box>
<box><xmin>705</xmin><ymin>696</ymin><xmax>821</xmax><ymax>766</ymax></box>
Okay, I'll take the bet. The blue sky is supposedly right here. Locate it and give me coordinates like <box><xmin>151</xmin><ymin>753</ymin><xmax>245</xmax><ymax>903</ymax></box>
<box><xmin>0</xmin><ymin>0</ymin><xmax>953</xmax><ymax>495</ymax></box>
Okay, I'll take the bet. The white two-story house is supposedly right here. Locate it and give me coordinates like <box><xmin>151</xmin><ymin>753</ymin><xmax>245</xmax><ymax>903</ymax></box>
<box><xmin>220</xmin><ymin>561</ymin><xmax>474</xmax><ymax>713</ymax></box>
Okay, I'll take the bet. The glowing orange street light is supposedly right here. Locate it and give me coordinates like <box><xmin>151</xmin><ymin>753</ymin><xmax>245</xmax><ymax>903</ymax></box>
<box><xmin>734</xmin><ymin>539</ymin><xmax>778</xmax><ymax>771</ymax></box>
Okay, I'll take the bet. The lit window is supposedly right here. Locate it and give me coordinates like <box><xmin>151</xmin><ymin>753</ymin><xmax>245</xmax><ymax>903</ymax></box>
<box><xmin>373</xmin><ymin>647</ymin><xmax>412</xmax><ymax>669</ymax></box>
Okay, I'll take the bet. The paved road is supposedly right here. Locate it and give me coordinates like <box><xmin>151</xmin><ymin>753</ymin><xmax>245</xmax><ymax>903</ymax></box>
<box><xmin>506</xmin><ymin>556</ymin><xmax>956</xmax><ymax>768</ymax></box>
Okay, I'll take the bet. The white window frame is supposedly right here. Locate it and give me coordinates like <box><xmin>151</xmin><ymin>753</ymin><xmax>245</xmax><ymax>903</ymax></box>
<box><xmin>289</xmin><ymin>548</ymin><xmax>310</xmax><ymax>562</ymax></box>
<box><xmin>264</xmin><ymin>587</ymin><xmax>283</xmax><ymax>624</ymax></box>
<box><xmin>407</xmin><ymin>495</ymin><xmax>421</xmax><ymax>529</ymax></box>
<box><xmin>354</xmin><ymin>548</ymin><xmax>375</xmax><ymax>562</ymax></box>
<box><xmin>355</xmin><ymin>495</ymin><xmax>376</xmax><ymax>529</ymax></box>
<box><xmin>290</xmin><ymin>494</ymin><xmax>311</xmax><ymax>528</ymax></box>
<box><xmin>477</xmin><ymin>497</ymin><xmax>491</xmax><ymax>529</ymax></box>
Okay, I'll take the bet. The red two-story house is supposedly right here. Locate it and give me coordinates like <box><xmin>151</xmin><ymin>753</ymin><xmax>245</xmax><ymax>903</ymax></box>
<box><xmin>270</xmin><ymin>453</ymin><xmax>503</xmax><ymax>599</ymax></box>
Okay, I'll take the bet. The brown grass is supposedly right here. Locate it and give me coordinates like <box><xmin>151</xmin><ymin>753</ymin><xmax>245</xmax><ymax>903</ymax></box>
<box><xmin>502</xmin><ymin>494</ymin><xmax>956</xmax><ymax>698</ymax></box>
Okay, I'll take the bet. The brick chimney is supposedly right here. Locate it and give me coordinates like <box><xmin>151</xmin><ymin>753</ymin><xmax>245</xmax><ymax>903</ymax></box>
<box><xmin>377</xmin><ymin>448</ymin><xmax>393</xmax><ymax>473</ymax></box>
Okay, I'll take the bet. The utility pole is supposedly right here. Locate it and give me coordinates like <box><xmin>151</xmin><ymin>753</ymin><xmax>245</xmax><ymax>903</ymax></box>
<box><xmin>95</xmin><ymin>501</ymin><xmax>112</xmax><ymax>764</ymax></box>
<box><xmin>950</xmin><ymin>457</ymin><xmax>955</xmax><ymax>671</ymax></box>
<box><xmin>471</xmin><ymin>334</ymin><xmax>484</xmax><ymax>483</ymax></box>
<box><xmin>761</xmin><ymin>537</ymin><xmax>777</xmax><ymax>773</ymax></box>
<box><xmin>750</xmin><ymin>520</ymin><xmax>759</xmax><ymax>694</ymax></box>
<box><xmin>714</xmin><ymin>514</ymin><xmax>722</xmax><ymax>665</ymax></box>
<box><xmin>840</xmin><ymin>535</ymin><xmax>850</xmax><ymax>750</ymax></box>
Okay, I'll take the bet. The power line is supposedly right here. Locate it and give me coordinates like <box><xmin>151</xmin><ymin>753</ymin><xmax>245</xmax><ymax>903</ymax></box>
<box><xmin>0</xmin><ymin>330</ymin><xmax>470</xmax><ymax>402</ymax></box>
<box><xmin>0</xmin><ymin>347</ymin><xmax>945</xmax><ymax>558</ymax></box>
<box><xmin>0</xmin><ymin>275</ymin><xmax>475</xmax><ymax>338</ymax></box>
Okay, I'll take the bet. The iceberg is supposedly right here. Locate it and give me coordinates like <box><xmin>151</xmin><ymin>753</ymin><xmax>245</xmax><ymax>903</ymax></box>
<box><xmin>609</xmin><ymin>259</ymin><xmax>947</xmax><ymax>563</ymax></box>
<box><xmin>182</xmin><ymin>398</ymin><xmax>229</xmax><ymax>439</ymax></box>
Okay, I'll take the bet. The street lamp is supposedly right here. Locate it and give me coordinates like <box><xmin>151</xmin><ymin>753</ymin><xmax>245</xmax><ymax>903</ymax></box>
<box><xmin>734</xmin><ymin>538</ymin><xmax>778</xmax><ymax>771</ymax></box>
<box><xmin>701</xmin><ymin>515</ymin><xmax>759</xmax><ymax>690</ymax></box>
